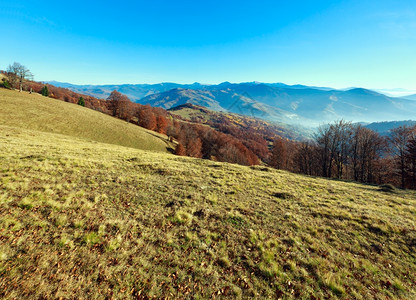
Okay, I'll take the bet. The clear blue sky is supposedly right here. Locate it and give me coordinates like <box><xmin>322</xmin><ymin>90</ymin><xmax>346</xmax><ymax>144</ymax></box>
<box><xmin>1</xmin><ymin>0</ymin><xmax>415</xmax><ymax>90</ymax></box>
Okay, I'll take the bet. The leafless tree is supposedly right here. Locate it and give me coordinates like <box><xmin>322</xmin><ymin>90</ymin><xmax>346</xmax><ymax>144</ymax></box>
<box><xmin>406</xmin><ymin>132</ymin><xmax>416</xmax><ymax>189</ymax></box>
<box><xmin>270</xmin><ymin>138</ymin><xmax>288</xmax><ymax>170</ymax></box>
<box><xmin>7</xmin><ymin>62</ymin><xmax>33</xmax><ymax>92</ymax></box>
<box><xmin>315</xmin><ymin>120</ymin><xmax>353</xmax><ymax>178</ymax></box>
<box><xmin>389</xmin><ymin>125</ymin><xmax>415</xmax><ymax>188</ymax></box>
<box><xmin>350</xmin><ymin>125</ymin><xmax>385</xmax><ymax>183</ymax></box>
<box><xmin>294</xmin><ymin>141</ymin><xmax>320</xmax><ymax>176</ymax></box>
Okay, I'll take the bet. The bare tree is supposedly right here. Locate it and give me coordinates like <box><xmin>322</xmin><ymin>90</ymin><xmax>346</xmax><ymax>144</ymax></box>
<box><xmin>315</xmin><ymin>120</ymin><xmax>353</xmax><ymax>178</ymax></box>
<box><xmin>315</xmin><ymin>124</ymin><xmax>332</xmax><ymax>177</ymax></box>
<box><xmin>270</xmin><ymin>138</ymin><xmax>288</xmax><ymax>170</ymax></box>
<box><xmin>406</xmin><ymin>133</ymin><xmax>416</xmax><ymax>189</ymax></box>
<box><xmin>313</xmin><ymin>120</ymin><xmax>389</xmax><ymax>183</ymax></box>
<box><xmin>294</xmin><ymin>141</ymin><xmax>320</xmax><ymax>176</ymax></box>
<box><xmin>332</xmin><ymin>120</ymin><xmax>353</xmax><ymax>179</ymax></box>
<box><xmin>351</xmin><ymin>125</ymin><xmax>385</xmax><ymax>183</ymax></box>
<box><xmin>7</xmin><ymin>62</ymin><xmax>33</xmax><ymax>92</ymax></box>
<box><xmin>389</xmin><ymin>126</ymin><xmax>415</xmax><ymax>188</ymax></box>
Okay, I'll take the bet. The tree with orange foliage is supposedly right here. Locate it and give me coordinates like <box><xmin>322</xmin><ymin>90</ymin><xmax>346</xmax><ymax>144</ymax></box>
<box><xmin>156</xmin><ymin>115</ymin><xmax>168</xmax><ymax>134</ymax></box>
<box><xmin>106</xmin><ymin>90</ymin><xmax>132</xmax><ymax>121</ymax></box>
<box><xmin>138</xmin><ymin>107</ymin><xmax>157</xmax><ymax>131</ymax></box>
<box><xmin>187</xmin><ymin>138</ymin><xmax>203</xmax><ymax>158</ymax></box>
<box><xmin>175</xmin><ymin>143</ymin><xmax>186</xmax><ymax>156</ymax></box>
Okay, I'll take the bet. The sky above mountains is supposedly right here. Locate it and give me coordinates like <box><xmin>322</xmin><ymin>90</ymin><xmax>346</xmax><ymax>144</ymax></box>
<box><xmin>1</xmin><ymin>0</ymin><xmax>416</xmax><ymax>90</ymax></box>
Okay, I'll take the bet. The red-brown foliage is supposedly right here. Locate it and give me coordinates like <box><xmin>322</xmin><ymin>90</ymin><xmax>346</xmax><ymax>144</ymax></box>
<box><xmin>156</xmin><ymin>115</ymin><xmax>168</xmax><ymax>134</ymax></box>
<box><xmin>106</xmin><ymin>90</ymin><xmax>134</xmax><ymax>121</ymax></box>
<box><xmin>169</xmin><ymin>121</ymin><xmax>258</xmax><ymax>165</ymax></box>
<box><xmin>175</xmin><ymin>143</ymin><xmax>186</xmax><ymax>156</ymax></box>
<box><xmin>270</xmin><ymin>138</ymin><xmax>288</xmax><ymax>170</ymax></box>
<box><xmin>137</xmin><ymin>106</ymin><xmax>157</xmax><ymax>131</ymax></box>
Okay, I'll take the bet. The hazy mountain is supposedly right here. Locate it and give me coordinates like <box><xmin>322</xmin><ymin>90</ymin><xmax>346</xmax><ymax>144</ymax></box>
<box><xmin>142</xmin><ymin>88</ymin><xmax>223</xmax><ymax>111</ymax></box>
<box><xmin>363</xmin><ymin>120</ymin><xmax>416</xmax><ymax>136</ymax></box>
<box><xmin>140</xmin><ymin>87</ymin><xmax>307</xmax><ymax>124</ymax></box>
<box><xmin>374</xmin><ymin>88</ymin><xmax>416</xmax><ymax>98</ymax></box>
<box><xmin>49</xmin><ymin>81</ymin><xmax>416</xmax><ymax>126</ymax></box>
<box><xmin>48</xmin><ymin>81</ymin><xmax>333</xmax><ymax>101</ymax></box>
<box><xmin>142</xmin><ymin>84</ymin><xmax>416</xmax><ymax>126</ymax></box>
<box><xmin>401</xmin><ymin>94</ymin><xmax>416</xmax><ymax>101</ymax></box>
<box><xmin>167</xmin><ymin>103</ymin><xmax>312</xmax><ymax>141</ymax></box>
<box><xmin>47</xmin><ymin>81</ymin><xmax>208</xmax><ymax>102</ymax></box>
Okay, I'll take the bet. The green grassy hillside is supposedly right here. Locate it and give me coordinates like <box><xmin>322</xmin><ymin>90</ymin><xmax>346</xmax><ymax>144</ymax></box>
<box><xmin>1</xmin><ymin>125</ymin><xmax>415</xmax><ymax>299</ymax></box>
<box><xmin>0</xmin><ymin>89</ymin><xmax>171</xmax><ymax>152</ymax></box>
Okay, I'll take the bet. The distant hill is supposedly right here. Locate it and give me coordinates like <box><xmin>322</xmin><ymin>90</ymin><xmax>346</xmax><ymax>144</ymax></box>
<box><xmin>52</xmin><ymin>81</ymin><xmax>416</xmax><ymax>126</ymax></box>
<box><xmin>401</xmin><ymin>94</ymin><xmax>416</xmax><ymax>101</ymax></box>
<box><xmin>363</xmin><ymin>120</ymin><xmax>416</xmax><ymax>136</ymax></box>
<box><xmin>143</xmin><ymin>84</ymin><xmax>416</xmax><ymax>126</ymax></box>
<box><xmin>142</xmin><ymin>87</ymin><xmax>302</xmax><ymax>125</ymax></box>
<box><xmin>168</xmin><ymin>103</ymin><xmax>312</xmax><ymax>141</ymax></box>
<box><xmin>169</xmin><ymin>103</ymin><xmax>312</xmax><ymax>142</ymax></box>
<box><xmin>48</xmin><ymin>81</ymin><xmax>208</xmax><ymax>102</ymax></box>
<box><xmin>144</xmin><ymin>88</ymin><xmax>224</xmax><ymax>111</ymax></box>
<box><xmin>0</xmin><ymin>89</ymin><xmax>171</xmax><ymax>152</ymax></box>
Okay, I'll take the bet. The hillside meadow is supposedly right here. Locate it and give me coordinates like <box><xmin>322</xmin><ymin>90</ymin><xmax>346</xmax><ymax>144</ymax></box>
<box><xmin>0</xmin><ymin>89</ymin><xmax>172</xmax><ymax>153</ymax></box>
<box><xmin>0</xmin><ymin>122</ymin><xmax>416</xmax><ymax>298</ymax></box>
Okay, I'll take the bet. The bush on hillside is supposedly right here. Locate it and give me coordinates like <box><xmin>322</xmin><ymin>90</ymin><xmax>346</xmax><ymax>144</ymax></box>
<box><xmin>41</xmin><ymin>85</ymin><xmax>49</xmax><ymax>97</ymax></box>
<box><xmin>1</xmin><ymin>78</ymin><xmax>11</xmax><ymax>89</ymax></box>
<box><xmin>78</xmin><ymin>97</ymin><xmax>85</xmax><ymax>107</ymax></box>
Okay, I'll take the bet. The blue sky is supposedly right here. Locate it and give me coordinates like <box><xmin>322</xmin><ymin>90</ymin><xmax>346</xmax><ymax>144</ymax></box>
<box><xmin>1</xmin><ymin>0</ymin><xmax>416</xmax><ymax>90</ymax></box>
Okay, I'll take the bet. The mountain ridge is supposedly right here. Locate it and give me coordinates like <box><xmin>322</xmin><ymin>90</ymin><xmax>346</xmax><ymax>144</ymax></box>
<box><xmin>48</xmin><ymin>80</ymin><xmax>416</xmax><ymax>126</ymax></box>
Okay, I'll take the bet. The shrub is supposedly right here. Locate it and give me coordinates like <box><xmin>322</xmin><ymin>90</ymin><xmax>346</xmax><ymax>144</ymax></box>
<box><xmin>78</xmin><ymin>97</ymin><xmax>85</xmax><ymax>107</ymax></box>
<box><xmin>1</xmin><ymin>78</ymin><xmax>11</xmax><ymax>89</ymax></box>
<box><xmin>41</xmin><ymin>85</ymin><xmax>49</xmax><ymax>97</ymax></box>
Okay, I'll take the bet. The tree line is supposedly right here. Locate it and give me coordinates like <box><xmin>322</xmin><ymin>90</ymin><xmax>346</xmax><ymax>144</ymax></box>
<box><xmin>270</xmin><ymin>120</ymin><xmax>416</xmax><ymax>189</ymax></box>
<box><xmin>105</xmin><ymin>91</ymin><xmax>259</xmax><ymax>165</ymax></box>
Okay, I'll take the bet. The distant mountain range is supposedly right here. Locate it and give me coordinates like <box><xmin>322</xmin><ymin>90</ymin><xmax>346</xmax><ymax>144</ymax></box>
<box><xmin>48</xmin><ymin>81</ymin><xmax>416</xmax><ymax>126</ymax></box>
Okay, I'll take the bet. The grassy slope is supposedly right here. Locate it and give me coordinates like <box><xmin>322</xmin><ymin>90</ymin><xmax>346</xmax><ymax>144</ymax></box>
<box><xmin>170</xmin><ymin>106</ymin><xmax>214</xmax><ymax>122</ymax></box>
<box><xmin>1</xmin><ymin>125</ymin><xmax>416</xmax><ymax>299</ymax></box>
<box><xmin>0</xmin><ymin>89</ymin><xmax>171</xmax><ymax>153</ymax></box>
